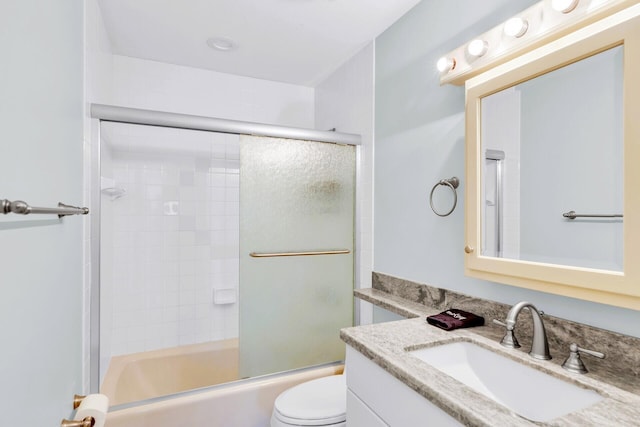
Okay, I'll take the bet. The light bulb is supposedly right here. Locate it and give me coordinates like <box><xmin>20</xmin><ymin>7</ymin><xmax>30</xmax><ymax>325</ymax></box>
<box><xmin>436</xmin><ymin>57</ymin><xmax>456</xmax><ymax>73</ymax></box>
<box><xmin>551</xmin><ymin>0</ymin><xmax>579</xmax><ymax>13</ymax></box>
<box><xmin>467</xmin><ymin>39</ymin><xmax>489</xmax><ymax>57</ymax></box>
<box><xmin>504</xmin><ymin>17</ymin><xmax>528</xmax><ymax>38</ymax></box>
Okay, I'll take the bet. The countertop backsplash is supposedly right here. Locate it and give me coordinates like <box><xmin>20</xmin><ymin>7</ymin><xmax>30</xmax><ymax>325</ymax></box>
<box><xmin>356</xmin><ymin>272</ymin><xmax>640</xmax><ymax>395</ymax></box>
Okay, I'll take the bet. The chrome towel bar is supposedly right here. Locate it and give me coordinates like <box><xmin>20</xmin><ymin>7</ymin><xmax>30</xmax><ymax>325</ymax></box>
<box><xmin>250</xmin><ymin>249</ymin><xmax>350</xmax><ymax>258</ymax></box>
<box><xmin>562</xmin><ymin>210</ymin><xmax>623</xmax><ymax>220</ymax></box>
<box><xmin>1</xmin><ymin>199</ymin><xmax>89</xmax><ymax>218</ymax></box>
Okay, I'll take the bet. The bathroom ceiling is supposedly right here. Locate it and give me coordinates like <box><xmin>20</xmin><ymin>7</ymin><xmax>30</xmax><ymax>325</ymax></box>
<box><xmin>97</xmin><ymin>0</ymin><xmax>421</xmax><ymax>86</ymax></box>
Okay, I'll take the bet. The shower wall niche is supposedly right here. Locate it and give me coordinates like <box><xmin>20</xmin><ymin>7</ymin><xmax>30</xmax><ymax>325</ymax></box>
<box><xmin>100</xmin><ymin>122</ymin><xmax>240</xmax><ymax>381</ymax></box>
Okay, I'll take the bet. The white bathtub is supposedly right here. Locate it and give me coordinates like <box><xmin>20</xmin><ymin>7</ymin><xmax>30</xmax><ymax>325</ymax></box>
<box><xmin>101</xmin><ymin>339</ymin><xmax>240</xmax><ymax>406</ymax></box>
<box><xmin>105</xmin><ymin>364</ymin><xmax>343</xmax><ymax>427</ymax></box>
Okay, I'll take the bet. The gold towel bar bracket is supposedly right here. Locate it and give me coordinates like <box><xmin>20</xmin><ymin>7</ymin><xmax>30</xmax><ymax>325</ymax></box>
<box><xmin>73</xmin><ymin>394</ymin><xmax>86</xmax><ymax>410</ymax></box>
<box><xmin>60</xmin><ymin>395</ymin><xmax>93</xmax><ymax>427</ymax></box>
<box><xmin>60</xmin><ymin>417</ymin><xmax>94</xmax><ymax>427</ymax></box>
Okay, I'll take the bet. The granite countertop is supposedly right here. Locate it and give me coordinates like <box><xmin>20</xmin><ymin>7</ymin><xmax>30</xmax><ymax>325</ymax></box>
<box><xmin>341</xmin><ymin>289</ymin><xmax>640</xmax><ymax>426</ymax></box>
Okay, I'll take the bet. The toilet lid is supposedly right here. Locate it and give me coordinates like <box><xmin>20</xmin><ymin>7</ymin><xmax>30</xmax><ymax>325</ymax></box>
<box><xmin>274</xmin><ymin>375</ymin><xmax>346</xmax><ymax>425</ymax></box>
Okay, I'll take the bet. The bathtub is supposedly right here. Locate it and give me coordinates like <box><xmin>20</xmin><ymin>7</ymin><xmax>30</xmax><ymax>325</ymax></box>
<box><xmin>105</xmin><ymin>364</ymin><xmax>344</xmax><ymax>427</ymax></box>
<box><xmin>101</xmin><ymin>339</ymin><xmax>240</xmax><ymax>405</ymax></box>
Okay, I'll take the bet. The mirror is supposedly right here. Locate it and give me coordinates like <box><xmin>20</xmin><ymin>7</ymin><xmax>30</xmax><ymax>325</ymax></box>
<box><xmin>465</xmin><ymin>5</ymin><xmax>640</xmax><ymax>309</ymax></box>
<box><xmin>480</xmin><ymin>46</ymin><xmax>623</xmax><ymax>271</ymax></box>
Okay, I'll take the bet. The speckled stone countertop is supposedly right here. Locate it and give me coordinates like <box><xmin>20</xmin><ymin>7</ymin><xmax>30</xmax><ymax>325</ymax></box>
<box><xmin>340</xmin><ymin>284</ymin><xmax>640</xmax><ymax>426</ymax></box>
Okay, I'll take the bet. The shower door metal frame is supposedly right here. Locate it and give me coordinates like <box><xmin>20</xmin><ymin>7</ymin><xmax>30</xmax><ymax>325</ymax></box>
<box><xmin>91</xmin><ymin>104</ymin><xmax>361</xmax><ymax>145</ymax></box>
<box><xmin>485</xmin><ymin>149</ymin><xmax>505</xmax><ymax>258</ymax></box>
<box><xmin>89</xmin><ymin>104</ymin><xmax>362</xmax><ymax>393</ymax></box>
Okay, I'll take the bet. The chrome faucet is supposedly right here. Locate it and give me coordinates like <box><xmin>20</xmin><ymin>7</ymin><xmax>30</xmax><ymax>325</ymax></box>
<box><xmin>493</xmin><ymin>301</ymin><xmax>552</xmax><ymax>360</ymax></box>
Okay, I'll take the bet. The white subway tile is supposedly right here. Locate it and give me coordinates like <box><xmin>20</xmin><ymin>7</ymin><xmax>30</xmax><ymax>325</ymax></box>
<box><xmin>209</xmin><ymin>202</ymin><xmax>225</xmax><ymax>215</ymax></box>
<box><xmin>145</xmin><ymin>184</ymin><xmax>163</xmax><ymax>200</ymax></box>
<box><xmin>163</xmin><ymin>307</ymin><xmax>179</xmax><ymax>322</ymax></box>
<box><xmin>180</xmin><ymin>200</ymin><xmax>196</xmax><ymax>215</ymax></box>
<box><xmin>179</xmin><ymin>290</ymin><xmax>195</xmax><ymax>307</ymax></box>
<box><xmin>178</xmin><ymin>231</ymin><xmax>195</xmax><ymax>246</ymax></box>
<box><xmin>210</xmin><ymin>173</ymin><xmax>226</xmax><ymax>187</ymax></box>
<box><xmin>179</xmin><ymin>215</ymin><xmax>196</xmax><ymax>231</ymax></box>
<box><xmin>179</xmin><ymin>186</ymin><xmax>197</xmax><ymax>201</ymax></box>
<box><xmin>179</xmin><ymin>259</ymin><xmax>195</xmax><ymax>276</ymax></box>
<box><xmin>178</xmin><ymin>306</ymin><xmax>195</xmax><ymax>321</ymax></box>
<box><xmin>163</xmin><ymin>215</ymin><xmax>179</xmax><ymax>231</ymax></box>
<box><xmin>165</xmin><ymin>291</ymin><xmax>180</xmax><ymax>307</ymax></box>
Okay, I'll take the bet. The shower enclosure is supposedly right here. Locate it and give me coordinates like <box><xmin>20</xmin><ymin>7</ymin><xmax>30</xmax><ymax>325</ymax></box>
<box><xmin>93</xmin><ymin>106</ymin><xmax>357</xmax><ymax>407</ymax></box>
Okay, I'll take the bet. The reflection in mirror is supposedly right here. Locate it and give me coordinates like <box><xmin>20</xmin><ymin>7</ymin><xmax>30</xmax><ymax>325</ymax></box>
<box><xmin>480</xmin><ymin>45</ymin><xmax>623</xmax><ymax>271</ymax></box>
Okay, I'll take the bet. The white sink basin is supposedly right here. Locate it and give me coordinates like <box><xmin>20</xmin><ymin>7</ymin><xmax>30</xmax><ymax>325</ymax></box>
<box><xmin>409</xmin><ymin>341</ymin><xmax>604</xmax><ymax>422</ymax></box>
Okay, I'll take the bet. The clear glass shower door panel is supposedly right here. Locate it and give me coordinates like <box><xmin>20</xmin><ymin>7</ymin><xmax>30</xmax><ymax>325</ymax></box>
<box><xmin>99</xmin><ymin>122</ymin><xmax>242</xmax><ymax>391</ymax></box>
<box><xmin>239</xmin><ymin>135</ymin><xmax>355</xmax><ymax>378</ymax></box>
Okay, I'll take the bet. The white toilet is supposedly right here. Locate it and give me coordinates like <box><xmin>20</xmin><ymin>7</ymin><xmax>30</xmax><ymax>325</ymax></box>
<box><xmin>270</xmin><ymin>374</ymin><xmax>346</xmax><ymax>427</ymax></box>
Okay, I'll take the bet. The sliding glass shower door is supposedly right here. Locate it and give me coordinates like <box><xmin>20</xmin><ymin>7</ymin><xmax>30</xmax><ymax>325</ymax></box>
<box><xmin>239</xmin><ymin>135</ymin><xmax>355</xmax><ymax>378</ymax></box>
<box><xmin>98</xmin><ymin>123</ymin><xmax>356</xmax><ymax>405</ymax></box>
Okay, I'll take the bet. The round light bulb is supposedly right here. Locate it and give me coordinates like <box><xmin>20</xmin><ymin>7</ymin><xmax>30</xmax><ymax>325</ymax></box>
<box><xmin>504</xmin><ymin>17</ymin><xmax>528</xmax><ymax>38</ymax></box>
<box><xmin>436</xmin><ymin>56</ymin><xmax>455</xmax><ymax>73</ymax></box>
<box><xmin>467</xmin><ymin>39</ymin><xmax>489</xmax><ymax>57</ymax></box>
<box><xmin>551</xmin><ymin>0</ymin><xmax>579</xmax><ymax>13</ymax></box>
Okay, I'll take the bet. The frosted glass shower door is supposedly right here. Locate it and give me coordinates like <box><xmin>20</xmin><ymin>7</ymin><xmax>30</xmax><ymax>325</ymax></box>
<box><xmin>239</xmin><ymin>135</ymin><xmax>355</xmax><ymax>378</ymax></box>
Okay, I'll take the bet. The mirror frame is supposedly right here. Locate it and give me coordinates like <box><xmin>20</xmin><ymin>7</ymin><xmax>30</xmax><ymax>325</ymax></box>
<box><xmin>465</xmin><ymin>4</ymin><xmax>640</xmax><ymax>310</ymax></box>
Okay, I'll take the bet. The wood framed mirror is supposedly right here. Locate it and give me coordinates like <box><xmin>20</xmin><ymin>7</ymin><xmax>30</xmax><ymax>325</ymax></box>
<box><xmin>465</xmin><ymin>3</ymin><xmax>640</xmax><ymax>309</ymax></box>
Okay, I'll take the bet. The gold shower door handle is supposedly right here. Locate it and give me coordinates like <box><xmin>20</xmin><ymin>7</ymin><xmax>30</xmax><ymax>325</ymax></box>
<box><xmin>249</xmin><ymin>249</ymin><xmax>351</xmax><ymax>258</ymax></box>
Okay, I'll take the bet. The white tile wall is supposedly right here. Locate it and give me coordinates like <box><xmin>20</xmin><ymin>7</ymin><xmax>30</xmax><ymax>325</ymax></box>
<box><xmin>102</xmin><ymin>126</ymin><xmax>240</xmax><ymax>359</ymax></box>
<box><xmin>315</xmin><ymin>43</ymin><xmax>375</xmax><ymax>325</ymax></box>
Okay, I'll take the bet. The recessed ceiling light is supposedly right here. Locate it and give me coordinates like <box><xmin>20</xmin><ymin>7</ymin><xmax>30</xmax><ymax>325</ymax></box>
<box><xmin>206</xmin><ymin>37</ymin><xmax>237</xmax><ymax>51</ymax></box>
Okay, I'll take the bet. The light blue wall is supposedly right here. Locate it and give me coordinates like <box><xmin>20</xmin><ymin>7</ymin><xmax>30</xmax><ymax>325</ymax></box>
<box><xmin>0</xmin><ymin>0</ymin><xmax>84</xmax><ymax>424</ymax></box>
<box><xmin>374</xmin><ymin>0</ymin><xmax>640</xmax><ymax>338</ymax></box>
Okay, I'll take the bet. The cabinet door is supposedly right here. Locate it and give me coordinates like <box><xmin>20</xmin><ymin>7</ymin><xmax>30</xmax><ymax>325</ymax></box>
<box><xmin>346</xmin><ymin>346</ymin><xmax>463</xmax><ymax>426</ymax></box>
<box><xmin>347</xmin><ymin>390</ymin><xmax>388</xmax><ymax>427</ymax></box>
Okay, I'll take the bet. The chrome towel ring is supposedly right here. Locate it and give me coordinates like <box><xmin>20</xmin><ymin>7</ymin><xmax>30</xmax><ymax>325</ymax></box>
<box><xmin>430</xmin><ymin>177</ymin><xmax>459</xmax><ymax>217</ymax></box>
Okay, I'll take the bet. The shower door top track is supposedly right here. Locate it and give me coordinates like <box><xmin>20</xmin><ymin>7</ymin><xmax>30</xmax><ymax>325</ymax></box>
<box><xmin>91</xmin><ymin>103</ymin><xmax>361</xmax><ymax>146</ymax></box>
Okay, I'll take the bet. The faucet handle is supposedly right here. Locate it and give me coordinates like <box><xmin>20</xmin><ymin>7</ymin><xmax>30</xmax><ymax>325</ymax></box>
<box><xmin>492</xmin><ymin>319</ymin><xmax>521</xmax><ymax>349</ymax></box>
<box><xmin>562</xmin><ymin>343</ymin><xmax>606</xmax><ymax>374</ymax></box>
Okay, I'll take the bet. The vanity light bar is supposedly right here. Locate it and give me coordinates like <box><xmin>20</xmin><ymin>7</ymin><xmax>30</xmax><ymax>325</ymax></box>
<box><xmin>437</xmin><ymin>0</ymin><xmax>634</xmax><ymax>85</ymax></box>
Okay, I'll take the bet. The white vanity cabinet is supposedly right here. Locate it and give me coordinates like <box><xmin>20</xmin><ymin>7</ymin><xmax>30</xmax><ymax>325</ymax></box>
<box><xmin>345</xmin><ymin>346</ymin><xmax>463</xmax><ymax>426</ymax></box>
<box><xmin>346</xmin><ymin>390</ymin><xmax>387</xmax><ymax>426</ymax></box>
